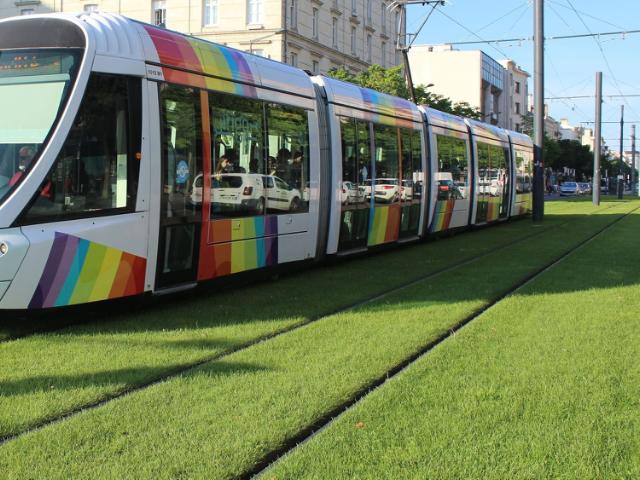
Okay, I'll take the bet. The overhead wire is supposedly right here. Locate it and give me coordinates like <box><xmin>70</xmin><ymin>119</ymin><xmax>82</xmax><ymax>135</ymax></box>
<box><xmin>564</xmin><ymin>0</ymin><xmax>640</xmax><ymax>120</ymax></box>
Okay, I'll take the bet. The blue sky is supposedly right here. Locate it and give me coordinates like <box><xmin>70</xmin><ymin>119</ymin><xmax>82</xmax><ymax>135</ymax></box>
<box><xmin>407</xmin><ymin>0</ymin><xmax>640</xmax><ymax>151</ymax></box>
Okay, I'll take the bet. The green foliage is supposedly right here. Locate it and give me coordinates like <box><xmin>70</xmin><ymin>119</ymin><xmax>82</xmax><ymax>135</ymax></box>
<box><xmin>327</xmin><ymin>65</ymin><xmax>481</xmax><ymax>120</ymax></box>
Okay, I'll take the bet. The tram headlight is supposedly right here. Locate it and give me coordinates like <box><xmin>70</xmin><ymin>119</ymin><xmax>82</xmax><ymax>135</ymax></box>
<box><xmin>0</xmin><ymin>242</ymin><xmax>7</xmax><ymax>256</ymax></box>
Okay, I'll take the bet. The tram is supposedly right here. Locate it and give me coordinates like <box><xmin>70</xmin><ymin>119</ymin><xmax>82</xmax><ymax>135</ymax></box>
<box><xmin>0</xmin><ymin>12</ymin><xmax>533</xmax><ymax>311</ymax></box>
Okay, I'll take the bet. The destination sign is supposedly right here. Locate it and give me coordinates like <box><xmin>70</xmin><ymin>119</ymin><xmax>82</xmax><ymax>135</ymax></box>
<box><xmin>0</xmin><ymin>51</ymin><xmax>69</xmax><ymax>78</ymax></box>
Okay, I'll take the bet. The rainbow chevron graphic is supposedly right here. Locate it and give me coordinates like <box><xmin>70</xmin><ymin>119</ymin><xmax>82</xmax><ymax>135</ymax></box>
<box><xmin>29</xmin><ymin>233</ymin><xmax>146</xmax><ymax>309</ymax></box>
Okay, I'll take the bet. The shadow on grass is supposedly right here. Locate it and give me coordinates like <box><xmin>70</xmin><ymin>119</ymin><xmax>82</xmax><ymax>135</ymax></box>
<box><xmin>0</xmin><ymin>360</ymin><xmax>269</xmax><ymax>398</ymax></box>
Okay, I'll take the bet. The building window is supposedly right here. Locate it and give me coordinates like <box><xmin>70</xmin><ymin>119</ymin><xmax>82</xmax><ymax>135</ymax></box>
<box><xmin>312</xmin><ymin>60</ymin><xmax>319</xmax><ymax>73</ymax></box>
<box><xmin>312</xmin><ymin>8</ymin><xmax>319</xmax><ymax>39</ymax></box>
<box><xmin>351</xmin><ymin>26</ymin><xmax>357</xmax><ymax>55</ymax></box>
<box><xmin>381</xmin><ymin>41</ymin><xmax>386</xmax><ymax>67</ymax></box>
<box><xmin>366</xmin><ymin>34</ymin><xmax>372</xmax><ymax>62</ymax></box>
<box><xmin>153</xmin><ymin>1</ymin><xmax>166</xmax><ymax>27</ymax></box>
<box><xmin>20</xmin><ymin>8</ymin><xmax>34</xmax><ymax>14</ymax></box>
<box><xmin>289</xmin><ymin>52</ymin><xmax>297</xmax><ymax>67</ymax></box>
<box><xmin>381</xmin><ymin>3</ymin><xmax>387</xmax><ymax>33</ymax></box>
<box><xmin>84</xmin><ymin>4</ymin><xmax>99</xmax><ymax>12</ymax></box>
<box><xmin>366</xmin><ymin>0</ymin><xmax>372</xmax><ymax>24</ymax></box>
<box><xmin>515</xmin><ymin>123</ymin><xmax>521</xmax><ymax>132</ymax></box>
<box><xmin>515</xmin><ymin>81</ymin><xmax>521</xmax><ymax>94</ymax></box>
<box><xmin>351</xmin><ymin>0</ymin><xmax>357</xmax><ymax>15</ymax></box>
<box><xmin>247</xmin><ymin>0</ymin><xmax>264</xmax><ymax>25</ymax></box>
<box><xmin>332</xmin><ymin>17</ymin><xmax>338</xmax><ymax>48</ymax></box>
<box><xmin>204</xmin><ymin>0</ymin><xmax>218</xmax><ymax>26</ymax></box>
<box><xmin>289</xmin><ymin>0</ymin><xmax>297</xmax><ymax>29</ymax></box>
<box><xmin>515</xmin><ymin>102</ymin><xmax>521</xmax><ymax>114</ymax></box>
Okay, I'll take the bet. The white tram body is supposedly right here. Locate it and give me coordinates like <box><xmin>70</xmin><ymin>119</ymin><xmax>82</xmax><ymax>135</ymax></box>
<box><xmin>0</xmin><ymin>13</ymin><xmax>533</xmax><ymax>311</ymax></box>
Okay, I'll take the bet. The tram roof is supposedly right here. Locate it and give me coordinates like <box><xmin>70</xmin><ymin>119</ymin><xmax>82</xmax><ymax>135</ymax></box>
<box><xmin>318</xmin><ymin>75</ymin><xmax>423</xmax><ymax>125</ymax></box>
<box><xmin>1</xmin><ymin>12</ymin><xmax>317</xmax><ymax>100</ymax></box>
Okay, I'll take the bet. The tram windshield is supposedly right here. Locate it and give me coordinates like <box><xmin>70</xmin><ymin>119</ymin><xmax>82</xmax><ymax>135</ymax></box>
<box><xmin>0</xmin><ymin>49</ymin><xmax>81</xmax><ymax>206</ymax></box>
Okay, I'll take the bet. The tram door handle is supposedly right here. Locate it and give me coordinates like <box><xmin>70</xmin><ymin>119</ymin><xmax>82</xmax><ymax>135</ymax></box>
<box><xmin>285</xmin><ymin>216</ymin><xmax>293</xmax><ymax>225</ymax></box>
<box><xmin>232</xmin><ymin>221</ymin><xmax>241</xmax><ymax>231</ymax></box>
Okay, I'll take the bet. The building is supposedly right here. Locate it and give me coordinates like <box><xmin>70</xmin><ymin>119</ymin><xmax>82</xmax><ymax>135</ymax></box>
<box><xmin>0</xmin><ymin>0</ymin><xmax>404</xmax><ymax>74</ymax></box>
<box><xmin>499</xmin><ymin>59</ymin><xmax>529</xmax><ymax>132</ymax></box>
<box><xmin>559</xmin><ymin>118</ymin><xmax>580</xmax><ymax>141</ymax></box>
<box><xmin>408</xmin><ymin>45</ymin><xmax>530</xmax><ymax>130</ymax></box>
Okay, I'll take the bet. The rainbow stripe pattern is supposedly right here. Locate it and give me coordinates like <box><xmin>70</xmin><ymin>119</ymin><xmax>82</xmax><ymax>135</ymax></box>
<box><xmin>144</xmin><ymin>25</ymin><xmax>258</xmax><ymax>98</ymax></box>
<box><xmin>201</xmin><ymin>216</ymin><xmax>278</xmax><ymax>278</ymax></box>
<box><xmin>359</xmin><ymin>88</ymin><xmax>418</xmax><ymax>128</ymax></box>
<box><xmin>430</xmin><ymin>199</ymin><xmax>456</xmax><ymax>233</ymax></box>
<box><xmin>478</xmin><ymin>197</ymin><xmax>502</xmax><ymax>222</ymax></box>
<box><xmin>29</xmin><ymin>233</ymin><xmax>146</xmax><ymax>309</ymax></box>
<box><xmin>367</xmin><ymin>205</ymin><xmax>401</xmax><ymax>246</ymax></box>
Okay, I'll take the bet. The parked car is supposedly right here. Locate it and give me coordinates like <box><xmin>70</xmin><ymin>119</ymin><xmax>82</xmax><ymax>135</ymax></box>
<box><xmin>341</xmin><ymin>181</ymin><xmax>365</xmax><ymax>204</ymax></box>
<box><xmin>579</xmin><ymin>182</ymin><xmax>592</xmax><ymax>195</ymax></box>
<box><xmin>559</xmin><ymin>181</ymin><xmax>579</xmax><ymax>196</ymax></box>
<box><xmin>190</xmin><ymin>173</ymin><xmax>302</xmax><ymax>213</ymax></box>
<box><xmin>361</xmin><ymin>178</ymin><xmax>400</xmax><ymax>203</ymax></box>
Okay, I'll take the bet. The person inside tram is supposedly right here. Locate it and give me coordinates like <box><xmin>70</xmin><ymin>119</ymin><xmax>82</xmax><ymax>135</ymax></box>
<box><xmin>9</xmin><ymin>146</ymin><xmax>35</xmax><ymax>186</ymax></box>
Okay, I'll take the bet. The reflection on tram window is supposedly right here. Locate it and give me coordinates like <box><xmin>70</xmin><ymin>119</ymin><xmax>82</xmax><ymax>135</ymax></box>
<box><xmin>435</xmin><ymin>134</ymin><xmax>468</xmax><ymax>201</ymax></box>
<box><xmin>21</xmin><ymin>74</ymin><xmax>141</xmax><ymax>223</ymax></box>
<box><xmin>266</xmin><ymin>103</ymin><xmax>310</xmax><ymax>213</ymax></box>
<box><xmin>399</xmin><ymin>128</ymin><xmax>422</xmax><ymax>237</ymax></box>
<box><xmin>209</xmin><ymin>92</ymin><xmax>265</xmax><ymax>218</ymax></box>
<box><xmin>161</xmin><ymin>83</ymin><xmax>201</xmax><ymax>218</ymax></box>
<box><xmin>338</xmin><ymin>117</ymin><xmax>370</xmax><ymax>250</ymax></box>
<box><xmin>515</xmin><ymin>149</ymin><xmax>532</xmax><ymax>193</ymax></box>
<box><xmin>0</xmin><ymin>49</ymin><xmax>82</xmax><ymax>207</ymax></box>
<box><xmin>373</xmin><ymin>123</ymin><xmax>399</xmax><ymax>204</ymax></box>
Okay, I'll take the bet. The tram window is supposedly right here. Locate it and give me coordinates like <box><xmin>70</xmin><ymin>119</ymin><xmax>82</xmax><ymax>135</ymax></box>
<box><xmin>515</xmin><ymin>149</ymin><xmax>532</xmax><ymax>193</ymax></box>
<box><xmin>435</xmin><ymin>134</ymin><xmax>468</xmax><ymax>200</ymax></box>
<box><xmin>411</xmin><ymin>130</ymin><xmax>423</xmax><ymax>200</ymax></box>
<box><xmin>161</xmin><ymin>83</ymin><xmax>201</xmax><ymax>219</ymax></box>
<box><xmin>266</xmin><ymin>103</ymin><xmax>310</xmax><ymax>213</ymax></box>
<box><xmin>373</xmin><ymin>124</ymin><xmax>399</xmax><ymax>204</ymax></box>
<box><xmin>209</xmin><ymin>92</ymin><xmax>265</xmax><ymax>218</ymax></box>
<box><xmin>21</xmin><ymin>74</ymin><xmax>141</xmax><ymax>224</ymax></box>
<box><xmin>477</xmin><ymin>142</ymin><xmax>491</xmax><ymax>196</ymax></box>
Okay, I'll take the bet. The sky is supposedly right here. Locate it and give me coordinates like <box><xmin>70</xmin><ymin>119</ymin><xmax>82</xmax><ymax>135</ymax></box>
<box><xmin>406</xmin><ymin>0</ymin><xmax>640</xmax><ymax>152</ymax></box>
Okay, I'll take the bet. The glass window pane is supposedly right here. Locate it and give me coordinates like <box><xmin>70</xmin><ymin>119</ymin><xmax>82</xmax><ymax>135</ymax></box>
<box><xmin>435</xmin><ymin>134</ymin><xmax>468</xmax><ymax>200</ymax></box>
<box><xmin>0</xmin><ymin>49</ymin><xmax>82</xmax><ymax>206</ymax></box>
<box><xmin>21</xmin><ymin>74</ymin><xmax>140</xmax><ymax>223</ymax></box>
<box><xmin>266</xmin><ymin>103</ymin><xmax>309</xmax><ymax>213</ymax></box>
<box><xmin>210</xmin><ymin>92</ymin><xmax>265</xmax><ymax>218</ymax></box>
<box><xmin>373</xmin><ymin>124</ymin><xmax>399</xmax><ymax>204</ymax></box>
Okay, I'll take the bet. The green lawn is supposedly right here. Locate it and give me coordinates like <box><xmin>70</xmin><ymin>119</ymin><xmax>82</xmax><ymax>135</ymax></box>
<box><xmin>0</xmin><ymin>200</ymin><xmax>635</xmax><ymax>479</ymax></box>
<box><xmin>0</xmin><ymin>200</ymin><xmax>596</xmax><ymax>439</ymax></box>
<box><xmin>264</xmin><ymin>209</ymin><xmax>640</xmax><ymax>479</ymax></box>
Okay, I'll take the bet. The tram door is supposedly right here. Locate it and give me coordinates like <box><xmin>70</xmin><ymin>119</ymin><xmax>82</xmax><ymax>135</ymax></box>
<box><xmin>156</xmin><ymin>84</ymin><xmax>203</xmax><ymax>288</ymax></box>
<box><xmin>475</xmin><ymin>142</ymin><xmax>490</xmax><ymax>224</ymax></box>
<box><xmin>338</xmin><ymin>117</ymin><xmax>371</xmax><ymax>251</ymax></box>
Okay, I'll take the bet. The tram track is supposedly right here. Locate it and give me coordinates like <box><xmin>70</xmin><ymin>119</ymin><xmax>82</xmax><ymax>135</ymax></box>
<box><xmin>0</xmin><ymin>202</ymin><xmax>628</xmax><ymax>447</ymax></box>
<box><xmin>246</xmin><ymin>203</ymin><xmax>640</xmax><ymax>480</ymax></box>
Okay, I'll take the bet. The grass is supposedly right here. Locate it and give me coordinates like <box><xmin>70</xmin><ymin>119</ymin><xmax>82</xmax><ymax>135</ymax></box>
<box><xmin>264</xmin><ymin>209</ymin><xmax>640</xmax><ymax>479</ymax></box>
<box><xmin>0</xmin><ymin>199</ymin><xmax>595</xmax><ymax>438</ymax></box>
<box><xmin>0</xmin><ymin>200</ymin><xmax>635</xmax><ymax>479</ymax></box>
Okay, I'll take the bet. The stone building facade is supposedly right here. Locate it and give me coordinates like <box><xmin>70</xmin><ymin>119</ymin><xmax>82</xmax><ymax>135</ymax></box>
<box><xmin>1</xmin><ymin>0</ymin><xmax>405</xmax><ymax>74</ymax></box>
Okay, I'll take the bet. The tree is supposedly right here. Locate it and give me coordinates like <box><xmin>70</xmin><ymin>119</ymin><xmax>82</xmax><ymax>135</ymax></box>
<box><xmin>327</xmin><ymin>65</ymin><xmax>481</xmax><ymax>119</ymax></box>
